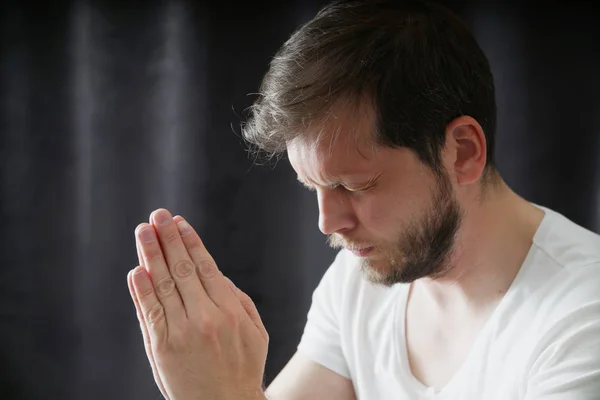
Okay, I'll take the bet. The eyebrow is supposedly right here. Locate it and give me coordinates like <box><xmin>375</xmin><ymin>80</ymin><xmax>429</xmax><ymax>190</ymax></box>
<box><xmin>296</xmin><ymin>174</ymin><xmax>378</xmax><ymax>190</ymax></box>
<box><xmin>296</xmin><ymin>177</ymin><xmax>339</xmax><ymax>190</ymax></box>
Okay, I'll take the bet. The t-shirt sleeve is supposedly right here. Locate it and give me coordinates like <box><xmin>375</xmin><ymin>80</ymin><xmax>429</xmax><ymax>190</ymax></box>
<box><xmin>525</xmin><ymin>266</ymin><xmax>600</xmax><ymax>399</ymax></box>
<box><xmin>296</xmin><ymin>250</ymin><xmax>352</xmax><ymax>379</ymax></box>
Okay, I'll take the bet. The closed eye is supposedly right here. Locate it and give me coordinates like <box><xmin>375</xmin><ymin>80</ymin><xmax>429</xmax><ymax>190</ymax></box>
<box><xmin>346</xmin><ymin>175</ymin><xmax>380</xmax><ymax>194</ymax></box>
<box><xmin>297</xmin><ymin>176</ymin><xmax>378</xmax><ymax>194</ymax></box>
<box><xmin>343</xmin><ymin>185</ymin><xmax>371</xmax><ymax>194</ymax></box>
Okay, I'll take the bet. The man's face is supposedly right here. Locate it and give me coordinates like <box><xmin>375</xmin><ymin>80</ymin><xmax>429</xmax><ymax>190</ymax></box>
<box><xmin>287</xmin><ymin>105</ymin><xmax>463</xmax><ymax>286</ymax></box>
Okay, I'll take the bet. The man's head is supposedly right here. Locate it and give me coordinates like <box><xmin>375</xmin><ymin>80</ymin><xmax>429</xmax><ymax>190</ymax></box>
<box><xmin>242</xmin><ymin>0</ymin><xmax>498</xmax><ymax>285</ymax></box>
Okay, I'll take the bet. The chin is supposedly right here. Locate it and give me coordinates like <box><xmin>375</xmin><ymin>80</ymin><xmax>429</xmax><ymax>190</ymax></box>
<box><xmin>358</xmin><ymin>258</ymin><xmax>397</xmax><ymax>287</ymax></box>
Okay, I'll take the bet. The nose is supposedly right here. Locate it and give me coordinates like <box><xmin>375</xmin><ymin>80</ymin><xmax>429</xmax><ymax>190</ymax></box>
<box><xmin>317</xmin><ymin>188</ymin><xmax>356</xmax><ymax>235</ymax></box>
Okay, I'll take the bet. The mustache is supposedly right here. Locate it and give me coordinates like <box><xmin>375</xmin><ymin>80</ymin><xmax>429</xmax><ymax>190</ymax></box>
<box><xmin>327</xmin><ymin>234</ymin><xmax>373</xmax><ymax>250</ymax></box>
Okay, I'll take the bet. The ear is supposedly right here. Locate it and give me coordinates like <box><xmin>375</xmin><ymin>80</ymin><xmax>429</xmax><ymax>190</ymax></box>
<box><xmin>444</xmin><ymin>116</ymin><xmax>487</xmax><ymax>186</ymax></box>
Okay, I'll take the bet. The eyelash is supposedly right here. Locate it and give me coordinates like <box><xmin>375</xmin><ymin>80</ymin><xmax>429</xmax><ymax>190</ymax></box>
<box><xmin>299</xmin><ymin>182</ymin><xmax>374</xmax><ymax>195</ymax></box>
<box><xmin>329</xmin><ymin>184</ymin><xmax>371</xmax><ymax>195</ymax></box>
<box><xmin>345</xmin><ymin>186</ymin><xmax>371</xmax><ymax>195</ymax></box>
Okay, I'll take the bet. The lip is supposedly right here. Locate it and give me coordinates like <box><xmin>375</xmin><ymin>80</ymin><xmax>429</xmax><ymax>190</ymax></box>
<box><xmin>348</xmin><ymin>247</ymin><xmax>374</xmax><ymax>257</ymax></box>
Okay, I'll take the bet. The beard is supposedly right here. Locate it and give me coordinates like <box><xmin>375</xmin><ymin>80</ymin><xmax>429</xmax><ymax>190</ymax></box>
<box><xmin>327</xmin><ymin>172</ymin><xmax>463</xmax><ymax>287</ymax></box>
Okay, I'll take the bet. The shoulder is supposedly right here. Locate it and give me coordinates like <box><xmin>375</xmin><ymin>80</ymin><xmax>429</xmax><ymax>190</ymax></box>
<box><xmin>534</xmin><ymin>206</ymin><xmax>600</xmax><ymax>269</ymax></box>
<box><xmin>518</xmin><ymin>207</ymin><xmax>600</xmax><ymax>356</ymax></box>
<box><xmin>528</xmin><ymin>207</ymin><xmax>600</xmax><ymax>317</ymax></box>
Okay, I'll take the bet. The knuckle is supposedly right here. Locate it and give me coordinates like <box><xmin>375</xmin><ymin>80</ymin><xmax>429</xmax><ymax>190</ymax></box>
<box><xmin>197</xmin><ymin>259</ymin><xmax>217</xmax><ymax>277</ymax></box>
<box><xmin>239</xmin><ymin>290</ymin><xmax>250</xmax><ymax>301</ymax></box>
<box><xmin>194</xmin><ymin>315</ymin><xmax>218</xmax><ymax>339</ymax></box>
<box><xmin>145</xmin><ymin>303</ymin><xmax>166</xmax><ymax>328</ymax></box>
<box><xmin>155</xmin><ymin>276</ymin><xmax>176</xmax><ymax>296</ymax></box>
<box><xmin>222</xmin><ymin>309</ymin><xmax>241</xmax><ymax>329</ymax></box>
<box><xmin>163</xmin><ymin>229</ymin><xmax>180</xmax><ymax>244</ymax></box>
<box><xmin>173</xmin><ymin>259</ymin><xmax>195</xmax><ymax>279</ymax></box>
<box><xmin>146</xmin><ymin>247</ymin><xmax>164</xmax><ymax>262</ymax></box>
<box><xmin>185</xmin><ymin>238</ymin><xmax>202</xmax><ymax>251</ymax></box>
<box><xmin>138</xmin><ymin>285</ymin><xmax>155</xmax><ymax>300</ymax></box>
<box><xmin>239</xmin><ymin>291</ymin><xmax>253</xmax><ymax>305</ymax></box>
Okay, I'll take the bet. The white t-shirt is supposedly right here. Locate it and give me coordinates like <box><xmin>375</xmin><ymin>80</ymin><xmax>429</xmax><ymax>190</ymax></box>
<box><xmin>297</xmin><ymin>206</ymin><xmax>600</xmax><ymax>399</ymax></box>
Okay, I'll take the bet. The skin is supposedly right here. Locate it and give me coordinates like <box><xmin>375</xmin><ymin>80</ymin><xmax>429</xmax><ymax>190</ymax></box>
<box><xmin>287</xmin><ymin>102</ymin><xmax>543</xmax><ymax>300</ymax></box>
<box><xmin>128</xmin><ymin>210</ymin><xmax>268</xmax><ymax>400</ymax></box>
<box><xmin>289</xmin><ymin>106</ymin><xmax>463</xmax><ymax>286</ymax></box>
<box><xmin>128</xmin><ymin>102</ymin><xmax>545</xmax><ymax>393</ymax></box>
<box><xmin>287</xmin><ymin>102</ymin><xmax>545</xmax><ymax>388</ymax></box>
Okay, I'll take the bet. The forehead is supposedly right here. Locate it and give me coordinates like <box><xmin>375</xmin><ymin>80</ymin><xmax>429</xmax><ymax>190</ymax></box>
<box><xmin>287</xmin><ymin>103</ymin><xmax>379</xmax><ymax>178</ymax></box>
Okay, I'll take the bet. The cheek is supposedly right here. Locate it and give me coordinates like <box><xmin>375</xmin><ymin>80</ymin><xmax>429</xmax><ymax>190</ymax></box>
<box><xmin>353</xmin><ymin>195</ymin><xmax>394</xmax><ymax>231</ymax></box>
<box><xmin>353</xmin><ymin>186</ymin><xmax>422</xmax><ymax>238</ymax></box>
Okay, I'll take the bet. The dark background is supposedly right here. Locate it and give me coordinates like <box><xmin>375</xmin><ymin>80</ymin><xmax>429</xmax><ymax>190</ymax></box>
<box><xmin>1</xmin><ymin>0</ymin><xmax>599</xmax><ymax>399</ymax></box>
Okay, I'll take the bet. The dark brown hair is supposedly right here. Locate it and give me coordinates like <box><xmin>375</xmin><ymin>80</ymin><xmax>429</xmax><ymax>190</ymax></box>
<box><xmin>241</xmin><ymin>0</ymin><xmax>497</xmax><ymax>180</ymax></box>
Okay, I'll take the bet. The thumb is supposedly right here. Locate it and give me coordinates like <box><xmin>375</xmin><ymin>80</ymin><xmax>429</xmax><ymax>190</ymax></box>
<box><xmin>224</xmin><ymin>277</ymin><xmax>269</xmax><ymax>342</ymax></box>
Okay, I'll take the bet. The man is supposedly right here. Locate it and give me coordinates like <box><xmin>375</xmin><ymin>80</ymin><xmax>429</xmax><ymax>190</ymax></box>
<box><xmin>127</xmin><ymin>0</ymin><xmax>600</xmax><ymax>399</ymax></box>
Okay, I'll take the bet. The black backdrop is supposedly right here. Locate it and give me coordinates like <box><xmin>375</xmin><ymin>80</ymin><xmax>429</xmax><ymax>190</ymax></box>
<box><xmin>1</xmin><ymin>1</ymin><xmax>599</xmax><ymax>399</ymax></box>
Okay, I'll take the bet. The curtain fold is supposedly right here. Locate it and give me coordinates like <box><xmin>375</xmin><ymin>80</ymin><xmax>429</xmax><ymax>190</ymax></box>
<box><xmin>1</xmin><ymin>1</ymin><xmax>598</xmax><ymax>398</ymax></box>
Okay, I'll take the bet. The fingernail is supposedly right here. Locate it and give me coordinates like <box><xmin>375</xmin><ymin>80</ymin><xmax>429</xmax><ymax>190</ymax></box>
<box><xmin>154</xmin><ymin>209</ymin><xmax>171</xmax><ymax>225</ymax></box>
<box><xmin>176</xmin><ymin>220</ymin><xmax>192</xmax><ymax>236</ymax></box>
<box><xmin>139</xmin><ymin>228</ymin><xmax>155</xmax><ymax>242</ymax></box>
<box><xmin>133</xmin><ymin>267</ymin><xmax>152</xmax><ymax>288</ymax></box>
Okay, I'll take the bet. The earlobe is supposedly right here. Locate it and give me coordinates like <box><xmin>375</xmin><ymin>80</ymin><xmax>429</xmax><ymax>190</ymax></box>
<box><xmin>447</xmin><ymin>116</ymin><xmax>487</xmax><ymax>186</ymax></box>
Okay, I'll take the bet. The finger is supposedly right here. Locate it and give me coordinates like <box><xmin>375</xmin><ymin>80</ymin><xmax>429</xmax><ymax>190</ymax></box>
<box><xmin>136</xmin><ymin>241</ymin><xmax>145</xmax><ymax>269</ymax></box>
<box><xmin>136</xmin><ymin>223</ymin><xmax>185</xmax><ymax>326</ymax></box>
<box><xmin>127</xmin><ymin>267</ymin><xmax>166</xmax><ymax>396</ymax></box>
<box><xmin>173</xmin><ymin>215</ymin><xmax>238</xmax><ymax>311</ymax></box>
<box><xmin>224</xmin><ymin>276</ymin><xmax>269</xmax><ymax>342</ymax></box>
<box><xmin>132</xmin><ymin>265</ymin><xmax>168</xmax><ymax>337</ymax></box>
<box><xmin>149</xmin><ymin>209</ymin><xmax>213</xmax><ymax>314</ymax></box>
<box><xmin>224</xmin><ymin>275</ymin><xmax>237</xmax><ymax>294</ymax></box>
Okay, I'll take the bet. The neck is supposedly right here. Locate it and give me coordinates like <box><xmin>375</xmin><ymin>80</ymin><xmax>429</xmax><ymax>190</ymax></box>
<box><xmin>414</xmin><ymin>181</ymin><xmax>545</xmax><ymax>313</ymax></box>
